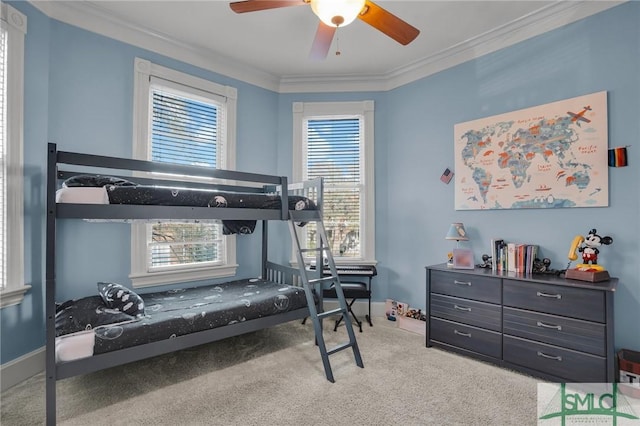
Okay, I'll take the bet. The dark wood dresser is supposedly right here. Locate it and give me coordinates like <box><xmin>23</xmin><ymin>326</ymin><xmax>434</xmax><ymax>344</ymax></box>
<box><xmin>426</xmin><ymin>263</ymin><xmax>617</xmax><ymax>382</ymax></box>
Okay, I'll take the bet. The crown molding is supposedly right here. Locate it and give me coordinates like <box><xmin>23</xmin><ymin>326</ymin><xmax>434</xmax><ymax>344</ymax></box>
<box><xmin>2</xmin><ymin>2</ymin><xmax>27</xmax><ymax>34</ymax></box>
<box><xmin>30</xmin><ymin>0</ymin><xmax>623</xmax><ymax>94</ymax></box>
<box><xmin>280</xmin><ymin>1</ymin><xmax>624</xmax><ymax>93</ymax></box>
<box><xmin>29</xmin><ymin>0</ymin><xmax>282</xmax><ymax>92</ymax></box>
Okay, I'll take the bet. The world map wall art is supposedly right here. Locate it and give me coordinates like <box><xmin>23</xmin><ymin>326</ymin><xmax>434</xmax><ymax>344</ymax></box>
<box><xmin>454</xmin><ymin>91</ymin><xmax>608</xmax><ymax>210</ymax></box>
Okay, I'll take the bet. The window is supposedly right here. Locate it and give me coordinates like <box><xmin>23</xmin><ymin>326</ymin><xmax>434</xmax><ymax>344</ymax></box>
<box><xmin>131</xmin><ymin>58</ymin><xmax>237</xmax><ymax>287</ymax></box>
<box><xmin>0</xmin><ymin>4</ymin><xmax>28</xmax><ymax>308</ymax></box>
<box><xmin>293</xmin><ymin>101</ymin><xmax>376</xmax><ymax>264</ymax></box>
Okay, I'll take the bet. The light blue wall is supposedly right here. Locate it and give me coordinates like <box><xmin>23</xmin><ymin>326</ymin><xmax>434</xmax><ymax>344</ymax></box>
<box><xmin>392</xmin><ymin>3</ymin><xmax>639</xmax><ymax>351</ymax></box>
<box><xmin>0</xmin><ymin>2</ymin><xmax>50</xmax><ymax>365</ymax></box>
<box><xmin>277</xmin><ymin>3</ymin><xmax>640</xmax><ymax>350</ymax></box>
<box><xmin>1</xmin><ymin>1</ymin><xmax>281</xmax><ymax>364</ymax></box>
<box><xmin>45</xmin><ymin>17</ymin><xmax>281</xmax><ymax>301</ymax></box>
<box><xmin>2</xmin><ymin>1</ymin><xmax>638</xmax><ymax>365</ymax></box>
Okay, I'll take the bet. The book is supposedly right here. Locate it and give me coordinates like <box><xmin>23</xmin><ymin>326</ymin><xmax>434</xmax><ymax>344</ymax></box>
<box><xmin>507</xmin><ymin>243</ymin><xmax>516</xmax><ymax>272</ymax></box>
<box><xmin>523</xmin><ymin>244</ymin><xmax>538</xmax><ymax>274</ymax></box>
<box><xmin>490</xmin><ymin>239</ymin><xmax>497</xmax><ymax>272</ymax></box>
<box><xmin>492</xmin><ymin>239</ymin><xmax>505</xmax><ymax>272</ymax></box>
<box><xmin>516</xmin><ymin>244</ymin><xmax>526</xmax><ymax>274</ymax></box>
<box><xmin>528</xmin><ymin>245</ymin><xmax>538</xmax><ymax>274</ymax></box>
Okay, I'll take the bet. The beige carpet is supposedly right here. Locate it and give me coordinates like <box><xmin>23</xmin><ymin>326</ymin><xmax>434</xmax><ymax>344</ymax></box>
<box><xmin>1</xmin><ymin>318</ymin><xmax>540</xmax><ymax>425</ymax></box>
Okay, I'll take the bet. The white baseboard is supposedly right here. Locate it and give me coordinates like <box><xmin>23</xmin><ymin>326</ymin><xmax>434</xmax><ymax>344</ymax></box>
<box><xmin>1</xmin><ymin>346</ymin><xmax>45</xmax><ymax>392</ymax></box>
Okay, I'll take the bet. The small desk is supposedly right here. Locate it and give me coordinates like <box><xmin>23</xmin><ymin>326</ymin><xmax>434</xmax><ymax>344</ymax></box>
<box><xmin>315</xmin><ymin>265</ymin><xmax>377</xmax><ymax>332</ymax></box>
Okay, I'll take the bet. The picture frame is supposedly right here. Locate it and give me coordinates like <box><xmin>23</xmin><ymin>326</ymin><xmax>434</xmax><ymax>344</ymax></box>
<box><xmin>452</xmin><ymin>248</ymin><xmax>474</xmax><ymax>269</ymax></box>
<box><xmin>453</xmin><ymin>91</ymin><xmax>608</xmax><ymax>210</ymax></box>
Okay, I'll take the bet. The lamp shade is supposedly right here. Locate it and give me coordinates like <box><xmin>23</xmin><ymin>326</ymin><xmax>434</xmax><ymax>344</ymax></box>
<box><xmin>445</xmin><ymin>223</ymin><xmax>469</xmax><ymax>241</ymax></box>
<box><xmin>310</xmin><ymin>0</ymin><xmax>365</xmax><ymax>27</ymax></box>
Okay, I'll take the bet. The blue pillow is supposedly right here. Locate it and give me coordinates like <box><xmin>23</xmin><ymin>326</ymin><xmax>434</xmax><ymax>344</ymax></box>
<box><xmin>97</xmin><ymin>282</ymin><xmax>145</xmax><ymax>317</ymax></box>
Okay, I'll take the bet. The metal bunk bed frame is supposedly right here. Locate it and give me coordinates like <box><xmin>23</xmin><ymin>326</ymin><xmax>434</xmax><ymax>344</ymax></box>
<box><xmin>45</xmin><ymin>143</ymin><xmax>363</xmax><ymax>425</ymax></box>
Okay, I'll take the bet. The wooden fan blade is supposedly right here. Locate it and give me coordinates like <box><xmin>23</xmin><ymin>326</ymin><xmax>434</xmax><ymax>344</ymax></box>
<box><xmin>230</xmin><ymin>0</ymin><xmax>306</xmax><ymax>14</ymax></box>
<box><xmin>309</xmin><ymin>22</ymin><xmax>336</xmax><ymax>61</ymax></box>
<box><xmin>358</xmin><ymin>0</ymin><xmax>419</xmax><ymax>45</ymax></box>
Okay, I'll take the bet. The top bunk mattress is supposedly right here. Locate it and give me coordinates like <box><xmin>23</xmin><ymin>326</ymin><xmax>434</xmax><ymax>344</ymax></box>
<box><xmin>55</xmin><ymin>174</ymin><xmax>318</xmax><ymax>233</ymax></box>
<box><xmin>55</xmin><ymin>278</ymin><xmax>309</xmax><ymax>362</ymax></box>
<box><xmin>56</xmin><ymin>174</ymin><xmax>316</xmax><ymax>210</ymax></box>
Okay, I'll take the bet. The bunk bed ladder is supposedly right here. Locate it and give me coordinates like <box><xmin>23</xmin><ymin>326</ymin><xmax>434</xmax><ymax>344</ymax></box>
<box><xmin>289</xmin><ymin>210</ymin><xmax>364</xmax><ymax>382</ymax></box>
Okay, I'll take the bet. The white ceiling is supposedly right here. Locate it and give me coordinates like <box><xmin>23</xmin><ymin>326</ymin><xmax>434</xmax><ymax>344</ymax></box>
<box><xmin>32</xmin><ymin>1</ymin><xmax>622</xmax><ymax>92</ymax></box>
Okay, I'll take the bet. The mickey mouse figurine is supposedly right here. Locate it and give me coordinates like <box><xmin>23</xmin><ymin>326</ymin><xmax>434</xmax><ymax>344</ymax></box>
<box><xmin>577</xmin><ymin>228</ymin><xmax>613</xmax><ymax>270</ymax></box>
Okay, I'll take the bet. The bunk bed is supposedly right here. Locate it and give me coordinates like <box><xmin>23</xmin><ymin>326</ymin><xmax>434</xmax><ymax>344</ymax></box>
<box><xmin>45</xmin><ymin>143</ymin><xmax>363</xmax><ymax>425</ymax></box>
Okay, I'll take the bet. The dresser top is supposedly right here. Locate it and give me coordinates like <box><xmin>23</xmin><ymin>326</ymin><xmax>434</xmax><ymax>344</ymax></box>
<box><xmin>426</xmin><ymin>263</ymin><xmax>617</xmax><ymax>292</ymax></box>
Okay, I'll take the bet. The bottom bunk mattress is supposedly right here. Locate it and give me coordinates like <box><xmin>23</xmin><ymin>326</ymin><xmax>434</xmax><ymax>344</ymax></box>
<box><xmin>55</xmin><ymin>278</ymin><xmax>309</xmax><ymax>362</ymax></box>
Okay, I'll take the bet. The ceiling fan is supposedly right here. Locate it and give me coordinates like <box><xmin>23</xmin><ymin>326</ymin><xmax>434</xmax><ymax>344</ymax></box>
<box><xmin>229</xmin><ymin>0</ymin><xmax>420</xmax><ymax>60</ymax></box>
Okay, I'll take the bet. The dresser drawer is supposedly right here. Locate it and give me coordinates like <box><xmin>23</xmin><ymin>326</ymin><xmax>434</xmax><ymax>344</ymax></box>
<box><xmin>430</xmin><ymin>317</ymin><xmax>502</xmax><ymax>359</ymax></box>
<box><xmin>431</xmin><ymin>294</ymin><xmax>501</xmax><ymax>332</ymax></box>
<box><xmin>503</xmin><ymin>280</ymin><xmax>605</xmax><ymax>322</ymax></box>
<box><xmin>503</xmin><ymin>335</ymin><xmax>606</xmax><ymax>382</ymax></box>
<box><xmin>430</xmin><ymin>270</ymin><xmax>501</xmax><ymax>304</ymax></box>
<box><xmin>503</xmin><ymin>307</ymin><xmax>605</xmax><ymax>356</ymax></box>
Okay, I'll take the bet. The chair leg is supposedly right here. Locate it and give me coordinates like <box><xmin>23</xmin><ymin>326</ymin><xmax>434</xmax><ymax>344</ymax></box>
<box><xmin>334</xmin><ymin>298</ymin><xmax>363</xmax><ymax>332</ymax></box>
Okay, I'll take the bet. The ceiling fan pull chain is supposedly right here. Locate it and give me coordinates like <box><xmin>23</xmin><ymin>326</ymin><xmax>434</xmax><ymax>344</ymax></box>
<box><xmin>335</xmin><ymin>28</ymin><xmax>341</xmax><ymax>56</ymax></box>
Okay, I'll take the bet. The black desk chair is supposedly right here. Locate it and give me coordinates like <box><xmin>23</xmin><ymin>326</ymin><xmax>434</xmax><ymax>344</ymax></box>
<box><xmin>323</xmin><ymin>281</ymin><xmax>371</xmax><ymax>332</ymax></box>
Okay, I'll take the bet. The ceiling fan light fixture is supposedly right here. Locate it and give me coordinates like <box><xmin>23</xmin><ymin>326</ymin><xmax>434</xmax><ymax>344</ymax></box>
<box><xmin>310</xmin><ymin>0</ymin><xmax>366</xmax><ymax>27</ymax></box>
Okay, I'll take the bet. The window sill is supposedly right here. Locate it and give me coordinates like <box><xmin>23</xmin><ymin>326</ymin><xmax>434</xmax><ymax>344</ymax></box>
<box><xmin>0</xmin><ymin>284</ymin><xmax>32</xmax><ymax>308</ymax></box>
<box><xmin>130</xmin><ymin>264</ymin><xmax>238</xmax><ymax>289</ymax></box>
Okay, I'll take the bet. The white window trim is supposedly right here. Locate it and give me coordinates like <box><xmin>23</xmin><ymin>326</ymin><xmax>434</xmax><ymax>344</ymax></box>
<box><xmin>292</xmin><ymin>100</ymin><xmax>376</xmax><ymax>265</ymax></box>
<box><xmin>130</xmin><ymin>58</ymin><xmax>238</xmax><ymax>288</ymax></box>
<box><xmin>0</xmin><ymin>4</ymin><xmax>29</xmax><ymax>308</ymax></box>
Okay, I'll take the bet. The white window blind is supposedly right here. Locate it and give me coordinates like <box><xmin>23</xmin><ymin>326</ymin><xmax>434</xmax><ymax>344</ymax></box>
<box><xmin>147</xmin><ymin>84</ymin><xmax>225</xmax><ymax>271</ymax></box>
<box><xmin>305</xmin><ymin>117</ymin><xmax>362</xmax><ymax>258</ymax></box>
<box><xmin>0</xmin><ymin>24</ymin><xmax>6</xmax><ymax>288</ymax></box>
<box><xmin>151</xmin><ymin>88</ymin><xmax>223</xmax><ymax>166</ymax></box>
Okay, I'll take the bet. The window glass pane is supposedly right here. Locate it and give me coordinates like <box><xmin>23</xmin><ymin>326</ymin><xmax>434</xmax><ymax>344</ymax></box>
<box><xmin>150</xmin><ymin>223</ymin><xmax>222</xmax><ymax>268</ymax></box>
<box><xmin>305</xmin><ymin>118</ymin><xmax>361</xmax><ymax>258</ymax></box>
<box><xmin>149</xmin><ymin>86</ymin><xmax>224</xmax><ymax>269</ymax></box>
<box><xmin>324</xmin><ymin>188</ymin><xmax>361</xmax><ymax>257</ymax></box>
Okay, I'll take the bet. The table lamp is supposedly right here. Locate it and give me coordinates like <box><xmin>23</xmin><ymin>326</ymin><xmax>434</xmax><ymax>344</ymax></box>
<box><xmin>445</xmin><ymin>222</ymin><xmax>468</xmax><ymax>266</ymax></box>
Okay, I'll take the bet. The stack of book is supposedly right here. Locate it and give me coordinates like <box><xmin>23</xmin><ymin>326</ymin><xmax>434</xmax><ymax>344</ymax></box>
<box><xmin>490</xmin><ymin>239</ymin><xmax>539</xmax><ymax>274</ymax></box>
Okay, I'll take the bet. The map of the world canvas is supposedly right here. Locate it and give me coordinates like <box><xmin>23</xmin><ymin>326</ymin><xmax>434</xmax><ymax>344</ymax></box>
<box><xmin>454</xmin><ymin>91</ymin><xmax>608</xmax><ymax>210</ymax></box>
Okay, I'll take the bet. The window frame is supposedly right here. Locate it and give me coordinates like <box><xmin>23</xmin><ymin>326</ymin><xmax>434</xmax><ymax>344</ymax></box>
<box><xmin>0</xmin><ymin>3</ymin><xmax>29</xmax><ymax>308</ymax></box>
<box><xmin>130</xmin><ymin>58</ymin><xmax>238</xmax><ymax>288</ymax></box>
<box><xmin>292</xmin><ymin>100</ymin><xmax>376</xmax><ymax>265</ymax></box>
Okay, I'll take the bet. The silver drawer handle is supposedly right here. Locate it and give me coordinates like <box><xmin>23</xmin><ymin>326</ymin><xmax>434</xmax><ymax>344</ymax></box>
<box><xmin>537</xmin><ymin>321</ymin><xmax>562</xmax><ymax>331</ymax></box>
<box><xmin>453</xmin><ymin>280</ymin><xmax>472</xmax><ymax>286</ymax></box>
<box><xmin>537</xmin><ymin>351</ymin><xmax>562</xmax><ymax>361</ymax></box>
<box><xmin>454</xmin><ymin>304</ymin><xmax>472</xmax><ymax>312</ymax></box>
<box><xmin>536</xmin><ymin>291</ymin><xmax>562</xmax><ymax>299</ymax></box>
<box><xmin>454</xmin><ymin>329</ymin><xmax>471</xmax><ymax>337</ymax></box>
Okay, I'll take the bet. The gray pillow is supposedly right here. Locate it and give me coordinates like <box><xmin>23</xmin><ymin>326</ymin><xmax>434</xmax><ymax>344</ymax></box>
<box><xmin>97</xmin><ymin>282</ymin><xmax>145</xmax><ymax>317</ymax></box>
<box><xmin>55</xmin><ymin>296</ymin><xmax>135</xmax><ymax>337</ymax></box>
